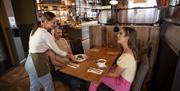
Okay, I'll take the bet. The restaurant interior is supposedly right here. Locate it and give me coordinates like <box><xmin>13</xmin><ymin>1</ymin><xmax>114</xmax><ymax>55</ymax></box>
<box><xmin>0</xmin><ymin>0</ymin><xmax>180</xmax><ymax>91</ymax></box>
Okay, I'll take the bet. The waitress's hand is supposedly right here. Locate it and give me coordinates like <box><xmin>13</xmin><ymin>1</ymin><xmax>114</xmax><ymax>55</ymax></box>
<box><xmin>67</xmin><ymin>54</ymin><xmax>78</xmax><ymax>63</ymax></box>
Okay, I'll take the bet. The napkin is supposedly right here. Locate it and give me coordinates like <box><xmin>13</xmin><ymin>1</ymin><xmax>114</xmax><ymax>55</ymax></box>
<box><xmin>87</xmin><ymin>67</ymin><xmax>103</xmax><ymax>75</ymax></box>
<box><xmin>67</xmin><ymin>62</ymin><xmax>80</xmax><ymax>68</ymax></box>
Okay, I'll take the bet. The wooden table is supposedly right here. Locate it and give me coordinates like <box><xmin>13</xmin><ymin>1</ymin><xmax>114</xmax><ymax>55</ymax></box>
<box><xmin>60</xmin><ymin>47</ymin><xmax>120</xmax><ymax>83</ymax></box>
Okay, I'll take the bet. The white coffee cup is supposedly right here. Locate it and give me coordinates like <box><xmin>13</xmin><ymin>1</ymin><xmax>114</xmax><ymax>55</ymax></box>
<box><xmin>96</xmin><ymin>59</ymin><xmax>106</xmax><ymax>68</ymax></box>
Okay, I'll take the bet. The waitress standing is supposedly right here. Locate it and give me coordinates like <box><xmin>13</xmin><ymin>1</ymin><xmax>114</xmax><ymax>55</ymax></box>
<box><xmin>25</xmin><ymin>11</ymin><xmax>76</xmax><ymax>91</ymax></box>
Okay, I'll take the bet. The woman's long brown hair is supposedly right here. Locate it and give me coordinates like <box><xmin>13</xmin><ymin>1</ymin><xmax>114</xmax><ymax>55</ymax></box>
<box><xmin>123</xmin><ymin>27</ymin><xmax>138</xmax><ymax>60</ymax></box>
<box><xmin>31</xmin><ymin>11</ymin><xmax>56</xmax><ymax>36</ymax></box>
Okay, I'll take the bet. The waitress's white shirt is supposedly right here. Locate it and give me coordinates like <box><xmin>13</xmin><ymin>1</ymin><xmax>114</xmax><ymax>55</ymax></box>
<box><xmin>29</xmin><ymin>27</ymin><xmax>67</xmax><ymax>57</ymax></box>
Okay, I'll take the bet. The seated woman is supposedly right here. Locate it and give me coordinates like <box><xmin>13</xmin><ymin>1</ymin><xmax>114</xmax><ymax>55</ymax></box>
<box><xmin>89</xmin><ymin>27</ymin><xmax>138</xmax><ymax>91</ymax></box>
<box><xmin>47</xmin><ymin>27</ymin><xmax>85</xmax><ymax>91</ymax></box>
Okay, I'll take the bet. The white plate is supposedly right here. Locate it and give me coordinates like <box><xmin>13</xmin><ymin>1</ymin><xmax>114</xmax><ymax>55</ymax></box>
<box><xmin>75</xmin><ymin>54</ymin><xmax>87</xmax><ymax>62</ymax></box>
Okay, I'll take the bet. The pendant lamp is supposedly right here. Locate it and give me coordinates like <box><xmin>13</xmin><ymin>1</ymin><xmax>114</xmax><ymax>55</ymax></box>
<box><xmin>110</xmin><ymin>0</ymin><xmax>118</xmax><ymax>5</ymax></box>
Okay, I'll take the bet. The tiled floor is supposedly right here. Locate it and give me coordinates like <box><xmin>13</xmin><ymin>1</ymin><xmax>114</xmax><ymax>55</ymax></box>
<box><xmin>0</xmin><ymin>65</ymin><xmax>69</xmax><ymax>91</ymax></box>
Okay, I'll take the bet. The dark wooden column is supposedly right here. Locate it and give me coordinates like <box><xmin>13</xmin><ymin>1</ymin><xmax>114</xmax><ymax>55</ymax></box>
<box><xmin>0</xmin><ymin>0</ymin><xmax>17</xmax><ymax>65</ymax></box>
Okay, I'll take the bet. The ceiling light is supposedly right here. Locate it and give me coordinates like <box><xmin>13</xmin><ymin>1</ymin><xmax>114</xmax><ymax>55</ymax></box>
<box><xmin>110</xmin><ymin>0</ymin><xmax>118</xmax><ymax>5</ymax></box>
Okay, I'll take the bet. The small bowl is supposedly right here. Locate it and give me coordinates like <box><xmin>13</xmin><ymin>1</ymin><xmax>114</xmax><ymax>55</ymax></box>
<box><xmin>97</xmin><ymin>59</ymin><xmax>106</xmax><ymax>63</ymax></box>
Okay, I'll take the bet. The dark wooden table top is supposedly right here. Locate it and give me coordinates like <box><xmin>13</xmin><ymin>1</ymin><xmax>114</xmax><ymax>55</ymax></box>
<box><xmin>60</xmin><ymin>47</ymin><xmax>120</xmax><ymax>84</ymax></box>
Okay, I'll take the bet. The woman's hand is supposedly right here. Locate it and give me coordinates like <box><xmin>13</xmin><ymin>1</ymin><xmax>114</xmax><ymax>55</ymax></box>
<box><xmin>108</xmin><ymin>64</ymin><xmax>117</xmax><ymax>72</ymax></box>
<box><xmin>106</xmin><ymin>65</ymin><xmax>125</xmax><ymax>78</ymax></box>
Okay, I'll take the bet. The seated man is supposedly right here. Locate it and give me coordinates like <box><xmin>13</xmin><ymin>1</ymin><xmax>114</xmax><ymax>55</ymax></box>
<box><xmin>48</xmin><ymin>26</ymin><xmax>72</xmax><ymax>69</ymax></box>
<box><xmin>47</xmin><ymin>27</ymin><xmax>85</xmax><ymax>91</ymax></box>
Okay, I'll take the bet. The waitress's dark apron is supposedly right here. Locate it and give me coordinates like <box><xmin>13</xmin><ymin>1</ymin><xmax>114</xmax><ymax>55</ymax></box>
<box><xmin>31</xmin><ymin>53</ymin><xmax>49</xmax><ymax>77</ymax></box>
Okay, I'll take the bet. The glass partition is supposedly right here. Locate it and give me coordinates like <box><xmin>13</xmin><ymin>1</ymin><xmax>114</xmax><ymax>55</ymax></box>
<box><xmin>98</xmin><ymin>8</ymin><xmax>160</xmax><ymax>24</ymax></box>
<box><xmin>117</xmin><ymin>8</ymin><xmax>160</xmax><ymax>24</ymax></box>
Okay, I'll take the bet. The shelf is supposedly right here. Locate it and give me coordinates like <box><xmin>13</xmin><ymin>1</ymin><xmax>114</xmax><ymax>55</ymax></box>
<box><xmin>36</xmin><ymin>2</ymin><xmax>71</xmax><ymax>23</ymax></box>
<box><xmin>37</xmin><ymin>3</ymin><xmax>70</xmax><ymax>7</ymax></box>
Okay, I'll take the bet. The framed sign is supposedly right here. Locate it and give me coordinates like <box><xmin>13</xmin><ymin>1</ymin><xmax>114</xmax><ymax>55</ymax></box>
<box><xmin>8</xmin><ymin>17</ymin><xmax>17</xmax><ymax>28</ymax></box>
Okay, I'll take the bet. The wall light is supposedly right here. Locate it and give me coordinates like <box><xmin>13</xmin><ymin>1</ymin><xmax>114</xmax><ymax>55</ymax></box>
<box><xmin>110</xmin><ymin>0</ymin><xmax>118</xmax><ymax>5</ymax></box>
